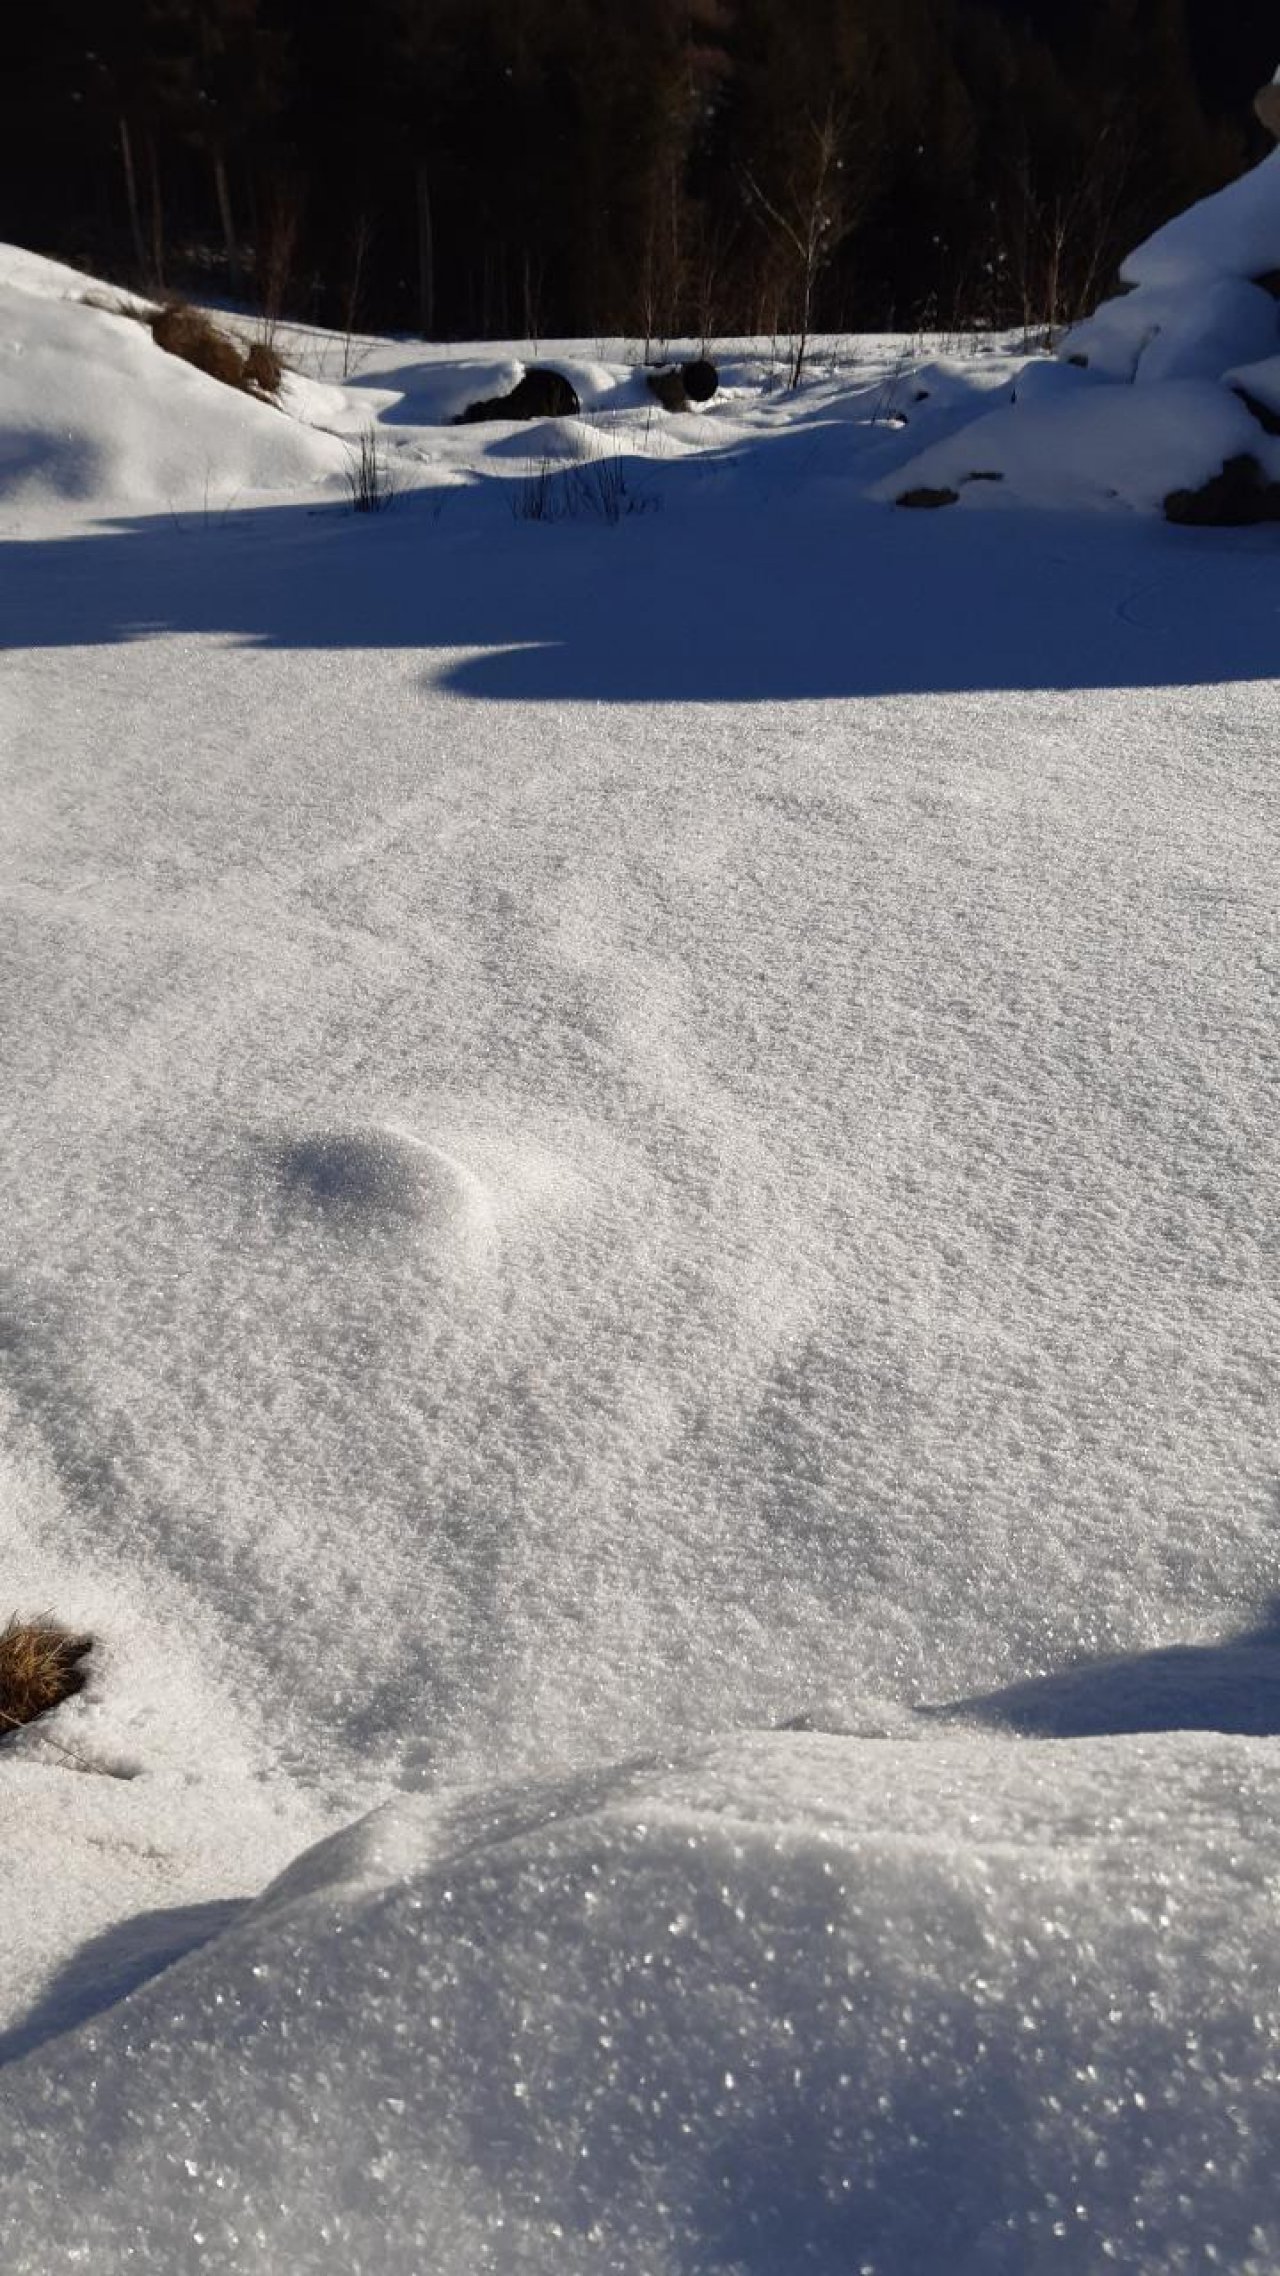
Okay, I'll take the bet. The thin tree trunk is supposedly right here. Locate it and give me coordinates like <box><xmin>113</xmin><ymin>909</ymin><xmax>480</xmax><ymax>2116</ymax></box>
<box><xmin>146</xmin><ymin>131</ymin><xmax>166</xmax><ymax>288</ymax></box>
<box><xmin>342</xmin><ymin>214</ymin><xmax>371</xmax><ymax>378</ymax></box>
<box><xmin>415</xmin><ymin>165</ymin><xmax>434</xmax><ymax>336</ymax></box>
<box><xmin>212</xmin><ymin>145</ymin><xmax>240</xmax><ymax>294</ymax></box>
<box><xmin>118</xmin><ymin>115</ymin><xmax>147</xmax><ymax>282</ymax></box>
<box><xmin>522</xmin><ymin>248</ymin><xmax>540</xmax><ymax>350</ymax></box>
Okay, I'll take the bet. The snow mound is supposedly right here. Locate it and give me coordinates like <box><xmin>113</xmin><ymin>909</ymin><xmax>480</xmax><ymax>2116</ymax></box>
<box><xmin>886</xmin><ymin>147</ymin><xmax>1280</xmax><ymax>515</ymax></box>
<box><xmin>1046</xmin><ymin>140</ymin><xmax>1280</xmax><ymax>420</ymax></box>
<box><xmin>1229</xmin><ymin>351</ymin><xmax>1280</xmax><ymax>418</ymax></box>
<box><xmin>878</xmin><ymin>376</ymin><xmax>1277</xmax><ymax>513</ymax></box>
<box><xmin>344</xmin><ymin>354</ymin><xmax>627</xmax><ymax>431</ymax></box>
<box><xmin>267</xmin><ymin>1124</ymin><xmax>496</xmax><ymax>1251</ymax></box>
<box><xmin>1062</xmin><ymin>274</ymin><xmax>1279</xmax><ymax>386</ymax></box>
<box><xmin>0</xmin><ymin>264</ymin><xmax>346</xmax><ymax>520</ymax></box>
<box><xmin>1120</xmin><ymin>146</ymin><xmax>1280</xmax><ymax>290</ymax></box>
<box><xmin>4</xmin><ymin>1732</ymin><xmax>1280</xmax><ymax>2274</ymax></box>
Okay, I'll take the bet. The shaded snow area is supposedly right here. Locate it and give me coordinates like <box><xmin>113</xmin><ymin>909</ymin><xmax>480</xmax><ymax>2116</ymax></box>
<box><xmin>2</xmin><ymin>243</ymin><xmax>1280</xmax><ymax>2272</ymax></box>
<box><xmin>886</xmin><ymin>147</ymin><xmax>1280</xmax><ymax>514</ymax></box>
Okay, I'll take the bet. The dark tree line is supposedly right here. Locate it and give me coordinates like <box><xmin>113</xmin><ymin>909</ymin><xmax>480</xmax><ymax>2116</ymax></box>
<box><xmin>3</xmin><ymin>1</ymin><xmax>1275</xmax><ymax>341</ymax></box>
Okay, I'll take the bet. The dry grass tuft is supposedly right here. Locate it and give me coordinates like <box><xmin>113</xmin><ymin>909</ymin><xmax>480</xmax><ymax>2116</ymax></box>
<box><xmin>80</xmin><ymin>295</ymin><xmax>286</xmax><ymax>400</ymax></box>
<box><xmin>0</xmin><ymin>1616</ymin><xmax>93</xmax><ymax>1739</ymax></box>
<box><xmin>80</xmin><ymin>290</ymin><xmax>151</xmax><ymax>322</ymax></box>
<box><xmin>345</xmin><ymin>424</ymin><xmax>396</xmax><ymax>513</ymax></box>
<box><xmin>243</xmin><ymin>338</ymin><xmax>284</xmax><ymax>396</ymax></box>
<box><xmin>150</xmin><ymin>302</ymin><xmax>249</xmax><ymax>389</ymax></box>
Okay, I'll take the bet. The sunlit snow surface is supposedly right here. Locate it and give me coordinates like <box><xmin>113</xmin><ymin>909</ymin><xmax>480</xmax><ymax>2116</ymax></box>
<box><xmin>2</xmin><ymin>245</ymin><xmax>1280</xmax><ymax>2272</ymax></box>
<box><xmin>7</xmin><ymin>1734</ymin><xmax>1280</xmax><ymax>2274</ymax></box>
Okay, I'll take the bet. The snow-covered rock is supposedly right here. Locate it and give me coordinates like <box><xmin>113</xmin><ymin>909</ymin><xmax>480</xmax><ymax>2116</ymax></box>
<box><xmin>878</xmin><ymin>377</ymin><xmax>1279</xmax><ymax>513</ymax></box>
<box><xmin>1060</xmin><ymin>274</ymin><xmax>1278</xmax><ymax>387</ymax></box>
<box><xmin>889</xmin><ymin>142</ymin><xmax>1280</xmax><ymax>516</ymax></box>
<box><xmin>1228</xmin><ymin>351</ymin><xmax>1280</xmax><ymax>423</ymax></box>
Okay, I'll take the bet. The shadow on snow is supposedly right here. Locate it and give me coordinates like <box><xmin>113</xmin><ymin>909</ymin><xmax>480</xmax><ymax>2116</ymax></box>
<box><xmin>0</xmin><ymin>1900</ymin><xmax>244</xmax><ymax>2069</ymax></box>
<box><xmin>927</xmin><ymin>1595</ymin><xmax>1280</xmax><ymax>1739</ymax></box>
<box><xmin>4</xmin><ymin>447</ymin><xmax>1279</xmax><ymax>702</ymax></box>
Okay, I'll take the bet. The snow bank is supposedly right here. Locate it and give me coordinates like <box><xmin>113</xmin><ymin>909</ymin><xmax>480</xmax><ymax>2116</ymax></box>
<box><xmin>887</xmin><ymin>146</ymin><xmax>1280</xmax><ymax>514</ymax></box>
<box><xmin>5</xmin><ymin>1732</ymin><xmax>1279</xmax><ymax>2274</ymax></box>
<box><xmin>1121</xmin><ymin>147</ymin><xmax>1280</xmax><ymax>290</ymax></box>
<box><xmin>0</xmin><ymin>263</ymin><xmax>346</xmax><ymax>519</ymax></box>
<box><xmin>1229</xmin><ymin>351</ymin><xmax>1280</xmax><ymax>417</ymax></box>
<box><xmin>338</xmin><ymin>353</ymin><xmax>631</xmax><ymax>431</ymax></box>
<box><xmin>878</xmin><ymin>376</ymin><xmax>1279</xmax><ymax>512</ymax></box>
<box><xmin>1049</xmin><ymin>151</ymin><xmax>1280</xmax><ymax>464</ymax></box>
<box><xmin>1061</xmin><ymin>275</ymin><xmax>1279</xmax><ymax>386</ymax></box>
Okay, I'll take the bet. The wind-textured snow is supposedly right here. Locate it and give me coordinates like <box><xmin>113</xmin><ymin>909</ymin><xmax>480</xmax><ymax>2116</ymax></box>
<box><xmin>2</xmin><ymin>241</ymin><xmax>1280</xmax><ymax>2273</ymax></box>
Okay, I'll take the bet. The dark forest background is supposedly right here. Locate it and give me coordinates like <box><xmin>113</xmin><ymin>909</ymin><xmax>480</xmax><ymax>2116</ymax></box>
<box><xmin>4</xmin><ymin>2</ymin><xmax>1277</xmax><ymax>342</ymax></box>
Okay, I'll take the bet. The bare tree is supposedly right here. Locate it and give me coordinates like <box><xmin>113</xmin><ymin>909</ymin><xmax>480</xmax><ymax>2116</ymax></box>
<box><xmin>341</xmin><ymin>211</ymin><xmax>375</xmax><ymax>377</ymax></box>
<box><xmin>742</xmin><ymin>103</ymin><xmax>856</xmax><ymax>387</ymax></box>
<box><xmin>256</xmin><ymin>177</ymin><xmax>304</xmax><ymax>341</ymax></box>
<box><xmin>1002</xmin><ymin>127</ymin><xmax>1132</xmax><ymax>339</ymax></box>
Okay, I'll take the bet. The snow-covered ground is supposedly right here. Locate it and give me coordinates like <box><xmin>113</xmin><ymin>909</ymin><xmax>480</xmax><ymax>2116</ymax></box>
<box><xmin>888</xmin><ymin>145</ymin><xmax>1280</xmax><ymax>510</ymax></box>
<box><xmin>2</xmin><ymin>241</ymin><xmax>1279</xmax><ymax>2272</ymax></box>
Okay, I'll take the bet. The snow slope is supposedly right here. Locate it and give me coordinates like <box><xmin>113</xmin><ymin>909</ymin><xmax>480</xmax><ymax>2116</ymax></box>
<box><xmin>2</xmin><ymin>244</ymin><xmax>1279</xmax><ymax>2272</ymax></box>
<box><xmin>0</xmin><ymin>269</ymin><xmax>346</xmax><ymax>520</ymax></box>
<box><xmin>888</xmin><ymin>143</ymin><xmax>1280</xmax><ymax>514</ymax></box>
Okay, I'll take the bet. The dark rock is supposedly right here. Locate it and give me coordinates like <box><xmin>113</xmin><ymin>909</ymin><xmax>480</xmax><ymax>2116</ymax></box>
<box><xmin>645</xmin><ymin>358</ymin><xmax>720</xmax><ymax>412</ymax></box>
<box><xmin>962</xmin><ymin>469</ymin><xmax>1004</xmax><ymax>483</ymax></box>
<box><xmin>681</xmin><ymin>357</ymin><xmax>719</xmax><ymax>402</ymax></box>
<box><xmin>646</xmin><ymin>367</ymin><xmax>689</xmax><ymax>413</ymax></box>
<box><xmin>1252</xmin><ymin>270</ymin><xmax>1280</xmax><ymax>300</ymax></box>
<box><xmin>455</xmin><ymin>367</ymin><xmax>580</xmax><ymax>424</ymax></box>
<box><xmin>897</xmin><ymin>485</ymin><xmax>960</xmax><ymax>509</ymax></box>
<box><xmin>1164</xmin><ymin>452</ymin><xmax>1280</xmax><ymax>526</ymax></box>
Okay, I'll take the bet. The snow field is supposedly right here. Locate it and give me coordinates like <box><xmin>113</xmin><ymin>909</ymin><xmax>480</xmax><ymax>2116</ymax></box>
<box><xmin>2</xmin><ymin>236</ymin><xmax>1280</xmax><ymax>2271</ymax></box>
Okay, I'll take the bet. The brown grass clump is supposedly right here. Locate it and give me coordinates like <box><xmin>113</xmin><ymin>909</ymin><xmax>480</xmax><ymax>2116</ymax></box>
<box><xmin>0</xmin><ymin>1616</ymin><xmax>93</xmax><ymax>1739</ymax></box>
<box><xmin>80</xmin><ymin>296</ymin><xmax>285</xmax><ymax>399</ymax></box>
<box><xmin>242</xmin><ymin>338</ymin><xmax>284</xmax><ymax>396</ymax></box>
<box><xmin>150</xmin><ymin>302</ymin><xmax>249</xmax><ymax>389</ymax></box>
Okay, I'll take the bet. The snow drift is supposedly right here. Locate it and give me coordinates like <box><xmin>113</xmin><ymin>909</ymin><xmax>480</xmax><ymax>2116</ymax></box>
<box><xmin>0</xmin><ymin>249</ymin><xmax>346</xmax><ymax>516</ymax></box>
<box><xmin>6</xmin><ymin>1733</ymin><xmax>1280</xmax><ymax>2276</ymax></box>
<box><xmin>885</xmin><ymin>150</ymin><xmax>1280</xmax><ymax>514</ymax></box>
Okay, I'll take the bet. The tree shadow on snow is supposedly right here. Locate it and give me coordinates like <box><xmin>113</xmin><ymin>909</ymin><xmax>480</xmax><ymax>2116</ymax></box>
<box><xmin>924</xmin><ymin>1595</ymin><xmax>1280</xmax><ymax>1739</ymax></box>
<box><xmin>0</xmin><ymin>1899</ymin><xmax>244</xmax><ymax>2069</ymax></box>
<box><xmin>3</xmin><ymin>451</ymin><xmax>1279</xmax><ymax>701</ymax></box>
